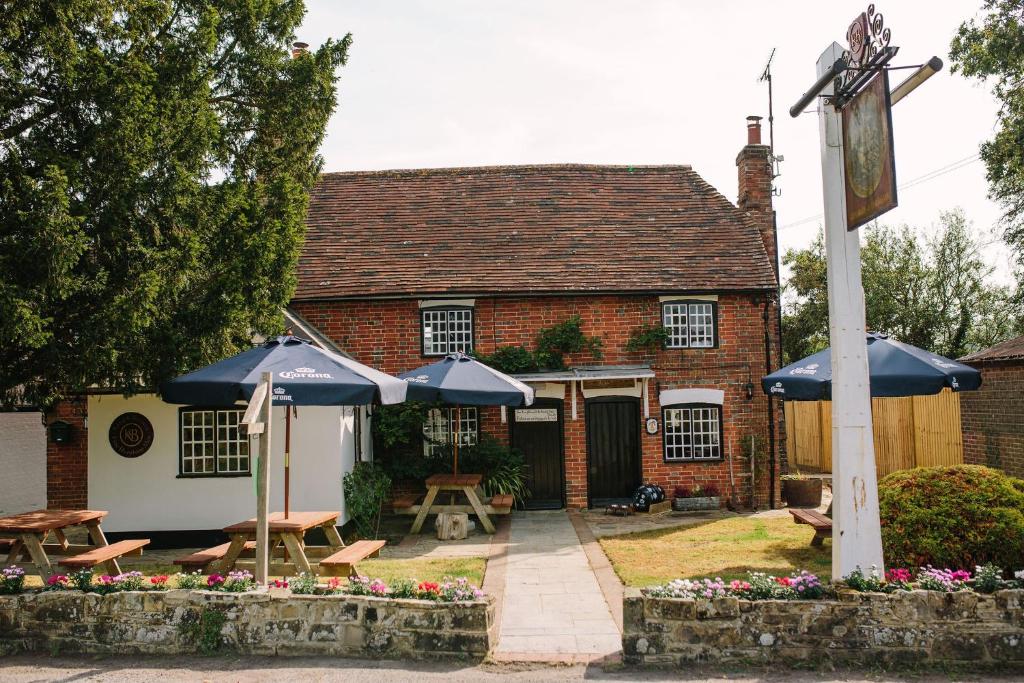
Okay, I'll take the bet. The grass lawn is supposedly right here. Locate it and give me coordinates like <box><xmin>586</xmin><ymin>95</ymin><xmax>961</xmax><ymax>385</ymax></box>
<box><xmin>20</xmin><ymin>556</ymin><xmax>486</xmax><ymax>590</ymax></box>
<box><xmin>599</xmin><ymin>514</ymin><xmax>831</xmax><ymax>587</ymax></box>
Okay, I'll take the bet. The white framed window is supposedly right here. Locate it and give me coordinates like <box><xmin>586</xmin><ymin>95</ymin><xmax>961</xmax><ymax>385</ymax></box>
<box><xmin>180</xmin><ymin>408</ymin><xmax>250</xmax><ymax>476</ymax></box>
<box><xmin>662</xmin><ymin>301</ymin><xmax>717</xmax><ymax>348</ymax></box>
<box><xmin>423</xmin><ymin>407</ymin><xmax>479</xmax><ymax>457</ymax></box>
<box><xmin>662</xmin><ymin>404</ymin><xmax>722</xmax><ymax>461</ymax></box>
<box><xmin>422</xmin><ymin>307</ymin><xmax>473</xmax><ymax>356</ymax></box>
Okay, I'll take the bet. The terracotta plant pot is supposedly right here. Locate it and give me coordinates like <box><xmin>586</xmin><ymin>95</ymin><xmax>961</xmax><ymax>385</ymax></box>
<box><xmin>782</xmin><ymin>478</ymin><xmax>822</xmax><ymax>508</ymax></box>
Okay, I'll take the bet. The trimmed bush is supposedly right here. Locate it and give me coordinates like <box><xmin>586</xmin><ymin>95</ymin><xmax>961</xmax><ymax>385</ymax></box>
<box><xmin>879</xmin><ymin>465</ymin><xmax>1024</xmax><ymax>569</ymax></box>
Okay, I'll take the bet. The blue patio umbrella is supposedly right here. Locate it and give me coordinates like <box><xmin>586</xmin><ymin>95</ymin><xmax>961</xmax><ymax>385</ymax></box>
<box><xmin>161</xmin><ymin>335</ymin><xmax>407</xmax><ymax>515</ymax></box>
<box><xmin>761</xmin><ymin>332</ymin><xmax>982</xmax><ymax>401</ymax></box>
<box><xmin>399</xmin><ymin>353</ymin><xmax>534</xmax><ymax>473</ymax></box>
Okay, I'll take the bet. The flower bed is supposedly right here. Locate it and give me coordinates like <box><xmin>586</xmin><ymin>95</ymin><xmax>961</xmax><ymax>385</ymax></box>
<box><xmin>626</xmin><ymin>564</ymin><xmax>1024</xmax><ymax>667</ymax></box>
<box><xmin>10</xmin><ymin>566</ymin><xmax>483</xmax><ymax>602</ymax></box>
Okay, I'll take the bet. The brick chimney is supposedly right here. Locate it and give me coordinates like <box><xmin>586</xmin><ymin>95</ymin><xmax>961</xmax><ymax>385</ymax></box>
<box><xmin>736</xmin><ymin>115</ymin><xmax>778</xmax><ymax>281</ymax></box>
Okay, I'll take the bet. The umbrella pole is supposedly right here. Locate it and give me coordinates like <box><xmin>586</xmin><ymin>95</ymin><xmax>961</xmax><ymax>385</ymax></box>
<box><xmin>285</xmin><ymin>407</ymin><xmax>291</xmax><ymax>519</ymax></box>
<box><xmin>453</xmin><ymin>405</ymin><xmax>461</xmax><ymax>475</ymax></box>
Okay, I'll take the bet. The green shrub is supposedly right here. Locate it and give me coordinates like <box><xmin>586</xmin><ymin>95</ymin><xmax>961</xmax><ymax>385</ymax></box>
<box><xmin>879</xmin><ymin>465</ymin><xmax>1024</xmax><ymax>569</ymax></box>
<box><xmin>473</xmin><ymin>346</ymin><xmax>539</xmax><ymax>374</ymax></box>
<box><xmin>457</xmin><ymin>436</ymin><xmax>530</xmax><ymax>505</ymax></box>
<box><xmin>343</xmin><ymin>462</ymin><xmax>392</xmax><ymax>540</ymax></box>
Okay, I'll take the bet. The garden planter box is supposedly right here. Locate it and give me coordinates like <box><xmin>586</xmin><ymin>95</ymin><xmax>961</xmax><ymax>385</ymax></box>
<box><xmin>671</xmin><ymin>496</ymin><xmax>719</xmax><ymax>512</ymax></box>
<box><xmin>0</xmin><ymin>589</ymin><xmax>495</xmax><ymax>659</ymax></box>
<box><xmin>781</xmin><ymin>478</ymin><xmax>822</xmax><ymax>508</ymax></box>
<box><xmin>623</xmin><ymin>587</ymin><xmax>1024</xmax><ymax>667</ymax></box>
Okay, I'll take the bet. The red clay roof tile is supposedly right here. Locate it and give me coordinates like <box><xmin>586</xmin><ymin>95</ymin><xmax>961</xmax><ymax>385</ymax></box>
<box><xmin>295</xmin><ymin>164</ymin><xmax>777</xmax><ymax>300</ymax></box>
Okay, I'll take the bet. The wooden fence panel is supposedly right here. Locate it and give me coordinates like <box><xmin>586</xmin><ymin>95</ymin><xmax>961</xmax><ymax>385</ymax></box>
<box><xmin>784</xmin><ymin>389</ymin><xmax>962</xmax><ymax>477</ymax></box>
<box><xmin>870</xmin><ymin>396</ymin><xmax>915</xmax><ymax>477</ymax></box>
<box><xmin>912</xmin><ymin>391</ymin><xmax>964</xmax><ymax>468</ymax></box>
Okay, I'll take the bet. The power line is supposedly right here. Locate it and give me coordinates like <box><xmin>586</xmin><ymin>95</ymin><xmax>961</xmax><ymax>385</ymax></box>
<box><xmin>778</xmin><ymin>153</ymin><xmax>982</xmax><ymax>231</ymax></box>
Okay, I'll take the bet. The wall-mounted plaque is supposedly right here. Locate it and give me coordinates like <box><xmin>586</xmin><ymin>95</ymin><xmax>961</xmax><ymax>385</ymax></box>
<box><xmin>514</xmin><ymin>408</ymin><xmax>558</xmax><ymax>423</ymax></box>
<box><xmin>842</xmin><ymin>70</ymin><xmax>897</xmax><ymax>230</ymax></box>
<box><xmin>108</xmin><ymin>412</ymin><xmax>154</xmax><ymax>458</ymax></box>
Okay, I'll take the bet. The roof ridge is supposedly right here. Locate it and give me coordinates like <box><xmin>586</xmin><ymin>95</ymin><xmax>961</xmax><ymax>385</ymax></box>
<box><xmin>318</xmin><ymin>163</ymin><xmax>695</xmax><ymax>178</ymax></box>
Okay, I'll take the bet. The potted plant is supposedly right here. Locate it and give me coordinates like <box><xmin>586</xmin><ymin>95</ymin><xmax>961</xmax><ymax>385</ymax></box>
<box><xmin>781</xmin><ymin>472</ymin><xmax>822</xmax><ymax>508</ymax></box>
<box><xmin>671</xmin><ymin>484</ymin><xmax>721</xmax><ymax>512</ymax></box>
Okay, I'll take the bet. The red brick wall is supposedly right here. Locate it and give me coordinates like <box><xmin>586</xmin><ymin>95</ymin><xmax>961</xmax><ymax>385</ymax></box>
<box><xmin>736</xmin><ymin>142</ymin><xmax>777</xmax><ymax>280</ymax></box>
<box><xmin>46</xmin><ymin>399</ymin><xmax>89</xmax><ymax>509</ymax></box>
<box><xmin>961</xmin><ymin>361</ymin><xmax>1024</xmax><ymax>478</ymax></box>
<box><xmin>293</xmin><ymin>293</ymin><xmax>782</xmax><ymax>509</ymax></box>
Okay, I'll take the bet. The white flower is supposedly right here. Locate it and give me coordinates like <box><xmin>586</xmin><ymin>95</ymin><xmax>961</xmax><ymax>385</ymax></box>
<box><xmin>1014</xmin><ymin>570</ymin><xmax>1024</xmax><ymax>580</ymax></box>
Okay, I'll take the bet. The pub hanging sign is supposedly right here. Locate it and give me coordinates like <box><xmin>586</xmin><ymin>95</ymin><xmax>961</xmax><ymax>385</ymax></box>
<box><xmin>842</xmin><ymin>70</ymin><xmax>897</xmax><ymax>230</ymax></box>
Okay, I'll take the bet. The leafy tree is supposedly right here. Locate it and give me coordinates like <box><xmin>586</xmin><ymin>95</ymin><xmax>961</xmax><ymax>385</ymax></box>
<box><xmin>0</xmin><ymin>1</ymin><xmax>351</xmax><ymax>407</ymax></box>
<box><xmin>781</xmin><ymin>210</ymin><xmax>1021</xmax><ymax>363</ymax></box>
<box><xmin>952</xmin><ymin>1</ymin><xmax>1024</xmax><ymax>278</ymax></box>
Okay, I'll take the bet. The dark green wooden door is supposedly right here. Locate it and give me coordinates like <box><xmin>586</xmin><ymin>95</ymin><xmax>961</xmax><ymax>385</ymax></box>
<box><xmin>585</xmin><ymin>397</ymin><xmax>641</xmax><ymax>507</ymax></box>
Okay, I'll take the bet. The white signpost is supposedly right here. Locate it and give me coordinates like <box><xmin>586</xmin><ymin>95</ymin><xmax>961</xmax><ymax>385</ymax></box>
<box><xmin>790</xmin><ymin>6</ymin><xmax>942</xmax><ymax>580</ymax></box>
<box><xmin>816</xmin><ymin>42</ymin><xmax>885</xmax><ymax>579</ymax></box>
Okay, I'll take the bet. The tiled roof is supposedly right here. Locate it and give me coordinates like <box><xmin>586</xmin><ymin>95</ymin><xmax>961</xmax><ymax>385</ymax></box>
<box><xmin>295</xmin><ymin>164</ymin><xmax>777</xmax><ymax>300</ymax></box>
<box><xmin>960</xmin><ymin>334</ymin><xmax>1024</xmax><ymax>363</ymax></box>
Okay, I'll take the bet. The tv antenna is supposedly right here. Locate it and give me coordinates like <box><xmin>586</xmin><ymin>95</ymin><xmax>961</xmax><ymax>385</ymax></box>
<box><xmin>759</xmin><ymin>48</ymin><xmax>783</xmax><ymax>194</ymax></box>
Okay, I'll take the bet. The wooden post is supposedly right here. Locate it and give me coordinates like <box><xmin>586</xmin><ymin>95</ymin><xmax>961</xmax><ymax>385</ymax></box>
<box><xmin>816</xmin><ymin>42</ymin><xmax>884</xmax><ymax>579</ymax></box>
<box><xmin>254</xmin><ymin>373</ymin><xmax>273</xmax><ymax>585</ymax></box>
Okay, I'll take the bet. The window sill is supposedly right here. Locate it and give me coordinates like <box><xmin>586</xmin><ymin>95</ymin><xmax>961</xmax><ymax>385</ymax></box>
<box><xmin>662</xmin><ymin>458</ymin><xmax>724</xmax><ymax>464</ymax></box>
<box><xmin>176</xmin><ymin>473</ymin><xmax>253</xmax><ymax>479</ymax></box>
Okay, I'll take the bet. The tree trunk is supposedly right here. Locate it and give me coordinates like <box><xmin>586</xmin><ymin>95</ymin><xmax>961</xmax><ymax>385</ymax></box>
<box><xmin>435</xmin><ymin>512</ymin><xmax>469</xmax><ymax>540</ymax></box>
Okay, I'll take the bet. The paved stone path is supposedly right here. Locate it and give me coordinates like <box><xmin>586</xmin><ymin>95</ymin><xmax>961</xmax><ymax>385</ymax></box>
<box><xmin>494</xmin><ymin>511</ymin><xmax>621</xmax><ymax>659</ymax></box>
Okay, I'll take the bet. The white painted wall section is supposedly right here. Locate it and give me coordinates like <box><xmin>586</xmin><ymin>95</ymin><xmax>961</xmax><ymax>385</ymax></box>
<box><xmin>88</xmin><ymin>394</ymin><xmax>355</xmax><ymax>533</ymax></box>
<box><xmin>0</xmin><ymin>412</ymin><xmax>46</xmax><ymax>516</ymax></box>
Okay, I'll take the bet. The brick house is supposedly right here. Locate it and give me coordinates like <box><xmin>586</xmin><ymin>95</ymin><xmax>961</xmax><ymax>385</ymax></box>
<box><xmin>292</xmin><ymin>118</ymin><xmax>784</xmax><ymax>509</ymax></box>
<box><xmin>960</xmin><ymin>334</ymin><xmax>1024</xmax><ymax>478</ymax></box>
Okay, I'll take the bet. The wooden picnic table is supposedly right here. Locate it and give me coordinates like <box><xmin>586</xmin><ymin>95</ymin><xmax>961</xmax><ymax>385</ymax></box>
<box><xmin>0</xmin><ymin>509</ymin><xmax>144</xmax><ymax>579</ymax></box>
<box><xmin>408</xmin><ymin>473</ymin><xmax>498</xmax><ymax>535</ymax></box>
<box><xmin>217</xmin><ymin>510</ymin><xmax>344</xmax><ymax>576</ymax></box>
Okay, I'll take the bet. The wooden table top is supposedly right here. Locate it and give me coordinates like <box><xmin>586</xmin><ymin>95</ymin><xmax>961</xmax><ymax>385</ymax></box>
<box><xmin>0</xmin><ymin>509</ymin><xmax>107</xmax><ymax>533</ymax></box>
<box><xmin>425</xmin><ymin>473</ymin><xmax>483</xmax><ymax>487</ymax></box>
<box><xmin>223</xmin><ymin>511</ymin><xmax>341</xmax><ymax>534</ymax></box>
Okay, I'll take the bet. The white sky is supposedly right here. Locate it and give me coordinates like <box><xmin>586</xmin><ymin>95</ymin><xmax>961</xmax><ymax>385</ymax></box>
<box><xmin>298</xmin><ymin>0</ymin><xmax>1013</xmax><ymax>284</ymax></box>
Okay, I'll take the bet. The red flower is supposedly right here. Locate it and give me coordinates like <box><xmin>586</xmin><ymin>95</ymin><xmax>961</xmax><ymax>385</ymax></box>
<box><xmin>150</xmin><ymin>575</ymin><xmax>169</xmax><ymax>585</ymax></box>
<box><xmin>417</xmin><ymin>581</ymin><xmax>441</xmax><ymax>594</ymax></box>
<box><xmin>774</xmin><ymin>576</ymin><xmax>792</xmax><ymax>586</ymax></box>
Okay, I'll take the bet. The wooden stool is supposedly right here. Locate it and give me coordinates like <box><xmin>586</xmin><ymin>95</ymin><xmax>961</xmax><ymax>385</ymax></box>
<box><xmin>436</xmin><ymin>512</ymin><xmax>469</xmax><ymax>540</ymax></box>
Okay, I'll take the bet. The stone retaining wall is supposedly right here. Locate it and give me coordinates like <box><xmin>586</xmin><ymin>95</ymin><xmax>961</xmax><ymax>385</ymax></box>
<box><xmin>0</xmin><ymin>590</ymin><xmax>495</xmax><ymax>659</ymax></box>
<box><xmin>623</xmin><ymin>587</ymin><xmax>1024</xmax><ymax>667</ymax></box>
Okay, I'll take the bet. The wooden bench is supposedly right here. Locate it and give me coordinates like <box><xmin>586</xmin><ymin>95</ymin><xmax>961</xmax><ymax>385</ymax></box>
<box><xmin>174</xmin><ymin>540</ymin><xmax>257</xmax><ymax>572</ymax></box>
<box><xmin>319</xmin><ymin>540</ymin><xmax>386</xmax><ymax>577</ymax></box>
<box><xmin>488</xmin><ymin>494</ymin><xmax>513</xmax><ymax>513</ymax></box>
<box><xmin>789</xmin><ymin>509</ymin><xmax>832</xmax><ymax>546</ymax></box>
<box><xmin>58</xmin><ymin>539</ymin><xmax>150</xmax><ymax>575</ymax></box>
<box><xmin>392</xmin><ymin>495</ymin><xmax>420</xmax><ymax>514</ymax></box>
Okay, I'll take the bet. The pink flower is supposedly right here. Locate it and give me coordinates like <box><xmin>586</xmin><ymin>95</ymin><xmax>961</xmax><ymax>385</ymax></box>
<box><xmin>885</xmin><ymin>568</ymin><xmax>912</xmax><ymax>583</ymax></box>
<box><xmin>207</xmin><ymin>574</ymin><xmax>225</xmax><ymax>587</ymax></box>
